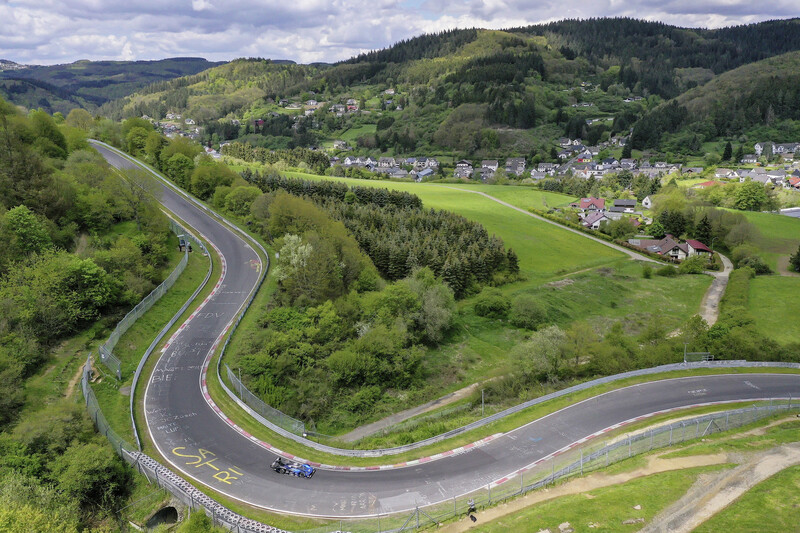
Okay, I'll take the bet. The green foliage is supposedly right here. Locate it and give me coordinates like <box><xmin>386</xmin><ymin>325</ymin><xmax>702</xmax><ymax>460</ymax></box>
<box><xmin>174</xmin><ymin>511</ymin><xmax>228</xmax><ymax>533</ymax></box>
<box><xmin>678</xmin><ymin>255</ymin><xmax>707</xmax><ymax>274</ymax></box>
<box><xmin>474</xmin><ymin>287</ymin><xmax>511</xmax><ymax>318</ymax></box>
<box><xmin>656</xmin><ymin>265</ymin><xmax>678</xmax><ymax>277</ymax></box>
<box><xmin>164</xmin><ymin>152</ymin><xmax>194</xmax><ymax>188</ymax></box>
<box><xmin>48</xmin><ymin>441</ymin><xmax>129</xmax><ymax>508</ymax></box>
<box><xmin>790</xmin><ymin>244</ymin><xmax>800</xmax><ymax>273</ymax></box>
<box><xmin>1</xmin><ymin>205</ymin><xmax>52</xmax><ymax>257</ymax></box>
<box><xmin>734</xmin><ymin>181</ymin><xmax>769</xmax><ymax>211</ymax></box>
<box><xmin>642</xmin><ymin>264</ymin><xmax>652</xmax><ymax>278</ymax></box>
<box><xmin>190</xmin><ymin>162</ymin><xmax>236</xmax><ymax>200</ymax></box>
<box><xmin>509</xmin><ymin>293</ymin><xmax>547</xmax><ymax>329</ymax></box>
<box><xmin>223</xmin><ymin>186</ymin><xmax>261</xmax><ymax>216</ymax></box>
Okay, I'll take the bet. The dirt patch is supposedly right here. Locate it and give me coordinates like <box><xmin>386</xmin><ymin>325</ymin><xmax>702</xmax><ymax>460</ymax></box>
<box><xmin>777</xmin><ymin>255</ymin><xmax>800</xmax><ymax>277</ymax></box>
<box><xmin>436</xmin><ymin>452</ymin><xmax>730</xmax><ymax>532</ymax></box>
<box><xmin>64</xmin><ymin>364</ymin><xmax>85</xmax><ymax>399</ymax></box>
<box><xmin>642</xmin><ymin>443</ymin><xmax>800</xmax><ymax>532</ymax></box>
<box><xmin>546</xmin><ymin>279</ymin><xmax>574</xmax><ymax>288</ymax></box>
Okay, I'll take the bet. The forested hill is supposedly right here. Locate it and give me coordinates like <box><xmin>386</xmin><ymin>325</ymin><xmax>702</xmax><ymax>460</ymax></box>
<box><xmin>104</xmin><ymin>17</ymin><xmax>800</xmax><ymax>159</ymax></box>
<box><xmin>630</xmin><ymin>51</ymin><xmax>800</xmax><ymax>152</ymax></box>
<box><xmin>0</xmin><ymin>57</ymin><xmax>224</xmax><ymax>114</ymax></box>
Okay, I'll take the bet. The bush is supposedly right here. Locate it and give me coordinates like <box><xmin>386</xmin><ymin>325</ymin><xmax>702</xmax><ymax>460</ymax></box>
<box><xmin>731</xmin><ymin>244</ymin><xmax>772</xmax><ymax>274</ymax></box>
<box><xmin>510</xmin><ymin>294</ymin><xmax>547</xmax><ymax>329</ymax></box>
<box><xmin>790</xmin><ymin>244</ymin><xmax>800</xmax><ymax>273</ymax></box>
<box><xmin>642</xmin><ymin>264</ymin><xmax>652</xmax><ymax>279</ymax></box>
<box><xmin>678</xmin><ymin>255</ymin><xmax>707</xmax><ymax>274</ymax></box>
<box><xmin>474</xmin><ymin>288</ymin><xmax>510</xmax><ymax>318</ymax></box>
<box><xmin>656</xmin><ymin>265</ymin><xmax>678</xmax><ymax>277</ymax></box>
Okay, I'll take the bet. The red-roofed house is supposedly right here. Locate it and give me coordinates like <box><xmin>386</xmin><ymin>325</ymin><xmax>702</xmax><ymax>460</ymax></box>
<box><xmin>788</xmin><ymin>177</ymin><xmax>800</xmax><ymax>190</ymax></box>
<box><xmin>686</xmin><ymin>240</ymin><xmax>713</xmax><ymax>256</ymax></box>
<box><xmin>570</xmin><ymin>197</ymin><xmax>606</xmax><ymax>212</ymax></box>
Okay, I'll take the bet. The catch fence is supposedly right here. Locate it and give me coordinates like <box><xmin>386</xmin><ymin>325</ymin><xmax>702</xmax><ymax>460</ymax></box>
<box><xmin>98</xmin><ymin>220</ymin><xmax>206</xmax><ymax>379</ymax></box>
<box><xmin>296</xmin><ymin>399</ymin><xmax>800</xmax><ymax>533</ymax></box>
<box><xmin>226</xmin><ymin>365</ymin><xmax>306</xmax><ymax>435</ymax></box>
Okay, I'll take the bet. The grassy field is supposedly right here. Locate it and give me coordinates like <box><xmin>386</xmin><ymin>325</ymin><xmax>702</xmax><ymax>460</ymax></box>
<box><xmin>737</xmin><ymin>210</ymin><xmax>800</xmax><ymax>270</ymax></box>
<box><xmin>337</xmin><ymin>124</ymin><xmax>377</xmax><ymax>143</ymax></box>
<box><xmin>282</xmin><ymin>171</ymin><xmax>626</xmax><ymax>279</ymax></box>
<box><xmin>471</xmin><ymin>466</ymin><xmax>727</xmax><ymax>533</ymax></box>
<box><xmin>694</xmin><ymin>464</ymin><xmax>800</xmax><ymax>533</ymax></box>
<box><xmin>748</xmin><ymin>276</ymin><xmax>800</xmax><ymax>345</ymax></box>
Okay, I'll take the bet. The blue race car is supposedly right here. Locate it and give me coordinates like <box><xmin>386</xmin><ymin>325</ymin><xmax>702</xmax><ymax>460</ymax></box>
<box><xmin>271</xmin><ymin>457</ymin><xmax>315</xmax><ymax>478</ymax></box>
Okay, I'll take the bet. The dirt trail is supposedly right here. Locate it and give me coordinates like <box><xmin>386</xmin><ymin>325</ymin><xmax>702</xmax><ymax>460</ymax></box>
<box><xmin>65</xmin><ymin>364</ymin><xmax>85</xmax><ymax>399</ymax></box>
<box><xmin>698</xmin><ymin>252</ymin><xmax>733</xmax><ymax>326</ymax></box>
<box><xmin>338</xmin><ymin>382</ymin><xmax>481</xmax><ymax>442</ymax></box>
<box><xmin>437</xmin><ymin>452</ymin><xmax>729</xmax><ymax>532</ymax></box>
<box><xmin>642</xmin><ymin>443</ymin><xmax>800</xmax><ymax>532</ymax></box>
<box><xmin>777</xmin><ymin>255</ymin><xmax>800</xmax><ymax>277</ymax></box>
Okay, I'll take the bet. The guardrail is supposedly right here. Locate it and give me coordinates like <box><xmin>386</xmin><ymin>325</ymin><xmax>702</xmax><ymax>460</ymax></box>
<box><xmin>218</xmin><ymin>360</ymin><xmax>800</xmax><ymax>457</ymax></box>
<box><xmin>297</xmin><ymin>399</ymin><xmax>800</xmax><ymax>533</ymax></box>
<box><xmin>98</xmin><ymin>220</ymin><xmax>206</xmax><ymax>380</ymax></box>
<box><xmin>81</xmin><ymin>358</ymin><xmax>286</xmax><ymax>532</ymax></box>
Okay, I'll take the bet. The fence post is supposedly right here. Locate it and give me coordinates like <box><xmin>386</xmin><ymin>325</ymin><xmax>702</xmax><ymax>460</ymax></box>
<box><xmin>453</xmin><ymin>497</ymin><xmax>456</xmax><ymax>516</ymax></box>
<box><xmin>669</xmin><ymin>425</ymin><xmax>673</xmax><ymax>445</ymax></box>
<box><xmin>695</xmin><ymin>419</ymin><xmax>700</xmax><ymax>438</ymax></box>
<box><xmin>628</xmin><ymin>437</ymin><xmax>632</xmax><ymax>458</ymax></box>
<box><xmin>580</xmin><ymin>449</ymin><xmax>583</xmax><ymax>475</ymax></box>
<box><xmin>725</xmin><ymin>412</ymin><xmax>729</xmax><ymax>430</ymax></box>
<box><xmin>488</xmin><ymin>483</ymin><xmax>492</xmax><ymax>504</ymax></box>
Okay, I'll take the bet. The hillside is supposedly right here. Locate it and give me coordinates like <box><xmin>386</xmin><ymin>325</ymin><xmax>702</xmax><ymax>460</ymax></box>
<box><xmin>0</xmin><ymin>57</ymin><xmax>224</xmax><ymax>112</ymax></box>
<box><xmin>631</xmin><ymin>51</ymin><xmax>800</xmax><ymax>152</ymax></box>
<box><xmin>105</xmin><ymin>18</ymin><xmax>800</xmax><ymax>159</ymax></box>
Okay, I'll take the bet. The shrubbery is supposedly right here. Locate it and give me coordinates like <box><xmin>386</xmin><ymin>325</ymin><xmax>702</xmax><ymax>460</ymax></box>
<box><xmin>510</xmin><ymin>294</ymin><xmax>547</xmax><ymax>329</ymax></box>
<box><xmin>474</xmin><ymin>288</ymin><xmax>510</xmax><ymax>318</ymax></box>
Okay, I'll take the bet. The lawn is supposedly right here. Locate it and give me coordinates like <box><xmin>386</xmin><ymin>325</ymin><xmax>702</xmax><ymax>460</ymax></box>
<box><xmin>471</xmin><ymin>466</ymin><xmax>728</xmax><ymax>533</ymax></box>
<box><xmin>693</xmin><ymin>464</ymin><xmax>800</xmax><ymax>533</ymax></box>
<box><xmin>737</xmin><ymin>210</ymin><xmax>800</xmax><ymax>270</ymax></box>
<box><xmin>748</xmin><ymin>276</ymin><xmax>800</xmax><ymax>345</ymax></box>
<box><xmin>282</xmin><ymin>171</ymin><xmax>625</xmax><ymax>279</ymax></box>
<box><xmin>337</xmin><ymin>124</ymin><xmax>376</xmax><ymax>143</ymax></box>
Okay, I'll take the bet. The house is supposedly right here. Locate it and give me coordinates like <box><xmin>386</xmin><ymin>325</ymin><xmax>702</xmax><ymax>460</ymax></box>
<box><xmin>613</xmin><ymin>199</ymin><xmax>636</xmax><ymax>213</ymax></box>
<box><xmin>620</xmin><ymin>158</ymin><xmax>637</xmax><ymax>170</ymax></box>
<box><xmin>414</xmin><ymin>157</ymin><xmax>439</xmax><ymax>170</ymax></box>
<box><xmin>476</xmin><ymin>167</ymin><xmax>495</xmax><ymax>182</ymax></box>
<box><xmin>454</xmin><ymin>160</ymin><xmax>473</xmax><ymax>178</ymax></box>
<box><xmin>774</xmin><ymin>143</ymin><xmax>800</xmax><ymax>154</ymax></box>
<box><xmin>683</xmin><ymin>167</ymin><xmax>704</xmax><ymax>174</ymax></box>
<box><xmin>558</xmin><ymin>150</ymin><xmax>573</xmax><ymax>160</ymax></box>
<box><xmin>538</xmin><ymin>162</ymin><xmax>558</xmax><ymax>174</ymax></box>
<box><xmin>606</xmin><ymin>206</ymin><xmax>626</xmax><ymax>220</ymax></box>
<box><xmin>343</xmin><ymin>156</ymin><xmax>358</xmax><ymax>166</ymax></box>
<box><xmin>559</xmin><ymin>137</ymin><xmax>571</xmax><ymax>147</ymax></box>
<box><xmin>583</xmin><ymin>211</ymin><xmax>610</xmax><ymax>229</ymax></box>
<box><xmin>570</xmin><ymin>197</ymin><xmax>606</xmax><ymax>212</ymax></box>
<box><xmin>714</xmin><ymin>168</ymin><xmax>737</xmax><ymax>179</ymax></box>
<box><xmin>787</xmin><ymin>177</ymin><xmax>800</xmax><ymax>190</ymax></box>
<box><xmin>363</xmin><ymin>156</ymin><xmax>377</xmax><ymax>168</ymax></box>
<box><xmin>628</xmin><ymin>234</ymin><xmax>688</xmax><ymax>260</ymax></box>
<box><xmin>741</xmin><ymin>154</ymin><xmax>759</xmax><ymax>164</ymax></box>
<box><xmin>781</xmin><ymin>153</ymin><xmax>795</xmax><ymax>163</ymax></box>
<box><xmin>505</xmin><ymin>158</ymin><xmax>527</xmax><ymax>176</ymax></box>
<box><xmin>378</xmin><ymin>157</ymin><xmax>396</xmax><ymax>168</ymax></box>
<box><xmin>642</xmin><ymin>196</ymin><xmax>653</xmax><ymax>209</ymax></box>
<box><xmin>329</xmin><ymin>156</ymin><xmax>340</xmax><ymax>167</ymax></box>
<box><xmin>333</xmin><ymin>140</ymin><xmax>349</xmax><ymax>150</ymax></box>
<box><xmin>414</xmin><ymin>168</ymin><xmax>434</xmax><ymax>182</ymax></box>
<box><xmin>601</xmin><ymin>157</ymin><xmax>619</xmax><ymax>168</ymax></box>
<box><xmin>481</xmin><ymin>160</ymin><xmax>499</xmax><ymax>172</ymax></box>
<box><xmin>386</xmin><ymin>167</ymin><xmax>408</xmax><ymax>179</ymax></box>
<box><xmin>754</xmin><ymin>142</ymin><xmax>774</xmax><ymax>157</ymax></box>
<box><xmin>184</xmin><ymin>118</ymin><xmax>195</xmax><ymax>125</ymax></box>
<box><xmin>305</xmin><ymin>99</ymin><xmax>318</xmax><ymax>106</ymax></box>
<box><xmin>686</xmin><ymin>240</ymin><xmax>713</xmax><ymax>256</ymax></box>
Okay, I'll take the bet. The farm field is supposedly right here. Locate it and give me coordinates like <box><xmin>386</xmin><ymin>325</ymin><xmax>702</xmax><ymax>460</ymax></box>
<box><xmin>281</xmin><ymin>171</ymin><xmax>626</xmax><ymax>279</ymax></box>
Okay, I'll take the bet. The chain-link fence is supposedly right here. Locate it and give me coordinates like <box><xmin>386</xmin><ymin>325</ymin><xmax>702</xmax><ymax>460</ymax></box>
<box><xmin>218</xmin><ymin>360</ymin><xmax>800</xmax><ymax>458</ymax></box>
<box><xmin>298</xmin><ymin>399</ymin><xmax>799</xmax><ymax>533</ymax></box>
<box><xmin>98</xmin><ymin>220</ymin><xmax>206</xmax><ymax>379</ymax></box>
<box><xmin>82</xmin><ymin>357</ymin><xmax>286</xmax><ymax>533</ymax></box>
<box><xmin>226</xmin><ymin>365</ymin><xmax>305</xmax><ymax>435</ymax></box>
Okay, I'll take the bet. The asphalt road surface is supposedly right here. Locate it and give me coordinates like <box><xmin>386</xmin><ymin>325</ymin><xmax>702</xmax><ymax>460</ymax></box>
<box><xmin>93</xmin><ymin>143</ymin><xmax>800</xmax><ymax>518</ymax></box>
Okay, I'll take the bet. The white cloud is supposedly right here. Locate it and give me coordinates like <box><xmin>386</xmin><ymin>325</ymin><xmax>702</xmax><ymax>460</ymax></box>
<box><xmin>0</xmin><ymin>0</ymin><xmax>796</xmax><ymax>65</ymax></box>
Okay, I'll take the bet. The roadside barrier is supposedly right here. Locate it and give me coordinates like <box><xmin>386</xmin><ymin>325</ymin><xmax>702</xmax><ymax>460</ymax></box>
<box><xmin>219</xmin><ymin>360</ymin><xmax>800</xmax><ymax>457</ymax></box>
<box><xmin>81</xmin><ymin>358</ymin><xmax>287</xmax><ymax>533</ymax></box>
<box><xmin>98</xmin><ymin>219</ymin><xmax>207</xmax><ymax>380</ymax></box>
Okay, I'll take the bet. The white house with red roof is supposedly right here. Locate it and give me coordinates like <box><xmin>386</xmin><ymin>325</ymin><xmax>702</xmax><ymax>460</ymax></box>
<box><xmin>686</xmin><ymin>239</ymin><xmax>713</xmax><ymax>256</ymax></box>
<box><xmin>570</xmin><ymin>197</ymin><xmax>606</xmax><ymax>212</ymax></box>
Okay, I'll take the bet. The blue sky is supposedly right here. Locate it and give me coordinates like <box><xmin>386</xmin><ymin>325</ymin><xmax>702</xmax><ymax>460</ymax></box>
<box><xmin>0</xmin><ymin>0</ymin><xmax>797</xmax><ymax>65</ymax></box>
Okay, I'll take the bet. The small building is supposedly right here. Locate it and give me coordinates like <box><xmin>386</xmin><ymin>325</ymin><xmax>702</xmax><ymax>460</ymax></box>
<box><xmin>613</xmin><ymin>199</ymin><xmax>637</xmax><ymax>213</ymax></box>
<box><xmin>583</xmin><ymin>211</ymin><xmax>610</xmax><ymax>230</ymax></box>
<box><xmin>570</xmin><ymin>197</ymin><xmax>606</xmax><ymax>212</ymax></box>
<box><xmin>505</xmin><ymin>158</ymin><xmax>527</xmax><ymax>176</ymax></box>
<box><xmin>642</xmin><ymin>196</ymin><xmax>653</xmax><ymax>209</ymax></box>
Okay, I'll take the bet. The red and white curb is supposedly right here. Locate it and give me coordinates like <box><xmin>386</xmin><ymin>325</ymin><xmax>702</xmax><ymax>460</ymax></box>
<box><xmin>488</xmin><ymin>397</ymin><xmax>793</xmax><ymax>488</ymax></box>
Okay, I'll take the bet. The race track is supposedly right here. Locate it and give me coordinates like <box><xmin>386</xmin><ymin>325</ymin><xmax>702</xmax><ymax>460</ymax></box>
<box><xmin>93</xmin><ymin>142</ymin><xmax>800</xmax><ymax>518</ymax></box>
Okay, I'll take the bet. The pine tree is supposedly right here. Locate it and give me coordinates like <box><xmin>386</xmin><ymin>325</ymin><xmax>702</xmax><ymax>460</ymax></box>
<box><xmin>506</xmin><ymin>249</ymin><xmax>520</xmax><ymax>274</ymax></box>
<box><xmin>695</xmin><ymin>215</ymin><xmax>712</xmax><ymax>246</ymax></box>
<box><xmin>722</xmin><ymin>141</ymin><xmax>732</xmax><ymax>161</ymax></box>
<box><xmin>735</xmin><ymin>144</ymin><xmax>745</xmax><ymax>163</ymax></box>
<box><xmin>621</xmin><ymin>143</ymin><xmax>632</xmax><ymax>159</ymax></box>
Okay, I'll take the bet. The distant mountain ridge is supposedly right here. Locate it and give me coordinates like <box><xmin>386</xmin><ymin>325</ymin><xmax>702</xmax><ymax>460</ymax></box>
<box><xmin>0</xmin><ymin>57</ymin><xmax>225</xmax><ymax>113</ymax></box>
<box><xmin>0</xmin><ymin>59</ymin><xmax>27</xmax><ymax>71</ymax></box>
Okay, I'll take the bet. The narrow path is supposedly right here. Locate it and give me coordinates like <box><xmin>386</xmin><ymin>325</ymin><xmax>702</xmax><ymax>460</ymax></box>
<box><xmin>699</xmin><ymin>252</ymin><xmax>733</xmax><ymax>326</ymax></box>
<box><xmin>437</xmin><ymin>186</ymin><xmax>660</xmax><ymax>263</ymax></box>
<box><xmin>777</xmin><ymin>255</ymin><xmax>800</xmax><ymax>277</ymax></box>
<box><xmin>438</xmin><ymin>451</ymin><xmax>730</xmax><ymax>532</ymax></box>
<box><xmin>642</xmin><ymin>443</ymin><xmax>800</xmax><ymax>533</ymax></box>
<box><xmin>339</xmin><ymin>382</ymin><xmax>481</xmax><ymax>442</ymax></box>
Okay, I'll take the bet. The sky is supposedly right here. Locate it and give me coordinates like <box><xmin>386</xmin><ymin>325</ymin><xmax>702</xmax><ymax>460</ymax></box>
<box><xmin>1</xmin><ymin>0</ymin><xmax>798</xmax><ymax>66</ymax></box>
